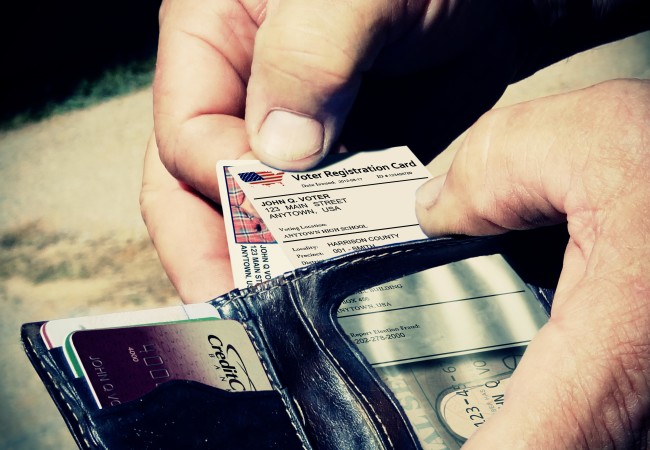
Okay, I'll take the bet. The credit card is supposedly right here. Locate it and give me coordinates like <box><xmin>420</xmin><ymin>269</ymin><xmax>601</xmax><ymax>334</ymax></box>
<box><xmin>62</xmin><ymin>317</ymin><xmax>220</xmax><ymax>378</ymax></box>
<box><xmin>66</xmin><ymin>319</ymin><xmax>273</xmax><ymax>409</ymax></box>
<box><xmin>41</xmin><ymin>303</ymin><xmax>220</xmax><ymax>349</ymax></box>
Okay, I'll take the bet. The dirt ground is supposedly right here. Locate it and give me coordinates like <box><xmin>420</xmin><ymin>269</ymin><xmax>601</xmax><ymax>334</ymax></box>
<box><xmin>1</xmin><ymin>32</ymin><xmax>649</xmax><ymax>449</ymax></box>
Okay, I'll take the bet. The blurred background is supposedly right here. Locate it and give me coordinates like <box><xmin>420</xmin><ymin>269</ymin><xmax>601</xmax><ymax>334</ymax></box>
<box><xmin>0</xmin><ymin>3</ymin><xmax>649</xmax><ymax>448</ymax></box>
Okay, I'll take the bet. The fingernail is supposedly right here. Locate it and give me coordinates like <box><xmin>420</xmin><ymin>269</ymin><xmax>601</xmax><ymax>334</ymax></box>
<box><xmin>416</xmin><ymin>174</ymin><xmax>446</xmax><ymax>209</ymax></box>
<box><xmin>257</xmin><ymin>110</ymin><xmax>324</xmax><ymax>161</ymax></box>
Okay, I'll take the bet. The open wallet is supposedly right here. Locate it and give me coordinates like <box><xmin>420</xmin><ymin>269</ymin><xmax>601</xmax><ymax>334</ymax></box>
<box><xmin>21</xmin><ymin>225</ymin><xmax>567</xmax><ymax>450</ymax></box>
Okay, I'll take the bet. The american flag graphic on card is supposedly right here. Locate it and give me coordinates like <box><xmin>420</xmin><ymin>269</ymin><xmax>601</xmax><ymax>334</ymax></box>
<box><xmin>238</xmin><ymin>171</ymin><xmax>285</xmax><ymax>186</ymax></box>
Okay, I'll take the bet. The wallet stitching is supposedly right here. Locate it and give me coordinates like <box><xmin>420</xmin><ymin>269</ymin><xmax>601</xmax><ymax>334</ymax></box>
<box><xmin>226</xmin><ymin>237</ymin><xmax>492</xmax><ymax>300</ymax></box>
<box><xmin>246</xmin><ymin>281</ymin><xmax>396</xmax><ymax>449</ymax></box>
<box><xmin>234</xmin><ymin>292</ymin><xmax>310</xmax><ymax>450</ymax></box>
<box><xmin>300</xmin><ymin>293</ymin><xmax>395</xmax><ymax>449</ymax></box>
<box><xmin>241</xmin><ymin>323</ymin><xmax>279</xmax><ymax>390</ymax></box>
<box><xmin>248</xmin><ymin>332</ymin><xmax>309</xmax><ymax>450</ymax></box>
<box><xmin>237</xmin><ymin>241</ymin><xmax>494</xmax><ymax>448</ymax></box>
<box><xmin>299</xmin><ymin>248</ymin><xmax>417</xmax><ymax>286</ymax></box>
<box><xmin>26</xmin><ymin>335</ymin><xmax>96</xmax><ymax>450</ymax></box>
<box><xmin>237</xmin><ymin>247</ymin><xmax>427</xmax><ymax>449</ymax></box>
<box><xmin>241</xmin><ymin>239</ymin><xmax>464</xmax><ymax>296</ymax></box>
<box><xmin>290</xmin><ymin>283</ymin><xmax>396</xmax><ymax>450</ymax></box>
<box><xmin>292</xmin><ymin>248</ymin><xmax>415</xmax><ymax>284</ymax></box>
<box><xmin>537</xmin><ymin>287</ymin><xmax>552</xmax><ymax>311</ymax></box>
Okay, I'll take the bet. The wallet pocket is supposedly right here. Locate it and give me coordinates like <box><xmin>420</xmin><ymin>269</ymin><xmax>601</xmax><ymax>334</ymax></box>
<box><xmin>22</xmin><ymin>322</ymin><xmax>306</xmax><ymax>450</ymax></box>
<box><xmin>23</xmin><ymin>228</ymin><xmax>567</xmax><ymax>450</ymax></box>
<box><xmin>88</xmin><ymin>380</ymin><xmax>304</xmax><ymax>449</ymax></box>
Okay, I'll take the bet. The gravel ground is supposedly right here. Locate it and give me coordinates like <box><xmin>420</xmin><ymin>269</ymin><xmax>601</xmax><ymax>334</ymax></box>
<box><xmin>1</xmin><ymin>32</ymin><xmax>648</xmax><ymax>450</ymax></box>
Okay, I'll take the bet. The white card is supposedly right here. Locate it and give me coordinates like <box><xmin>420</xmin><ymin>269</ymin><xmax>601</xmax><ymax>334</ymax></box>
<box><xmin>337</xmin><ymin>254</ymin><xmax>547</xmax><ymax>367</ymax></box>
<box><xmin>227</xmin><ymin>147</ymin><xmax>432</xmax><ymax>267</ymax></box>
<box><xmin>41</xmin><ymin>303</ymin><xmax>220</xmax><ymax>349</ymax></box>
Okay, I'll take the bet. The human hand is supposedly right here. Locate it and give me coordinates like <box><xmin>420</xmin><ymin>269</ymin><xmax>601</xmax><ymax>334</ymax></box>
<box><xmin>141</xmin><ymin>134</ymin><xmax>235</xmax><ymax>302</ymax></box>
<box><xmin>153</xmin><ymin>0</ymin><xmax>521</xmax><ymax>185</ymax></box>
<box><xmin>144</xmin><ymin>0</ymin><xmax>647</xmax><ymax>302</ymax></box>
<box><xmin>416</xmin><ymin>79</ymin><xmax>650</xmax><ymax>448</ymax></box>
<box><xmin>152</xmin><ymin>0</ymin><xmax>621</xmax><ymax>184</ymax></box>
<box><xmin>146</xmin><ymin>0</ymin><xmax>527</xmax><ymax>301</ymax></box>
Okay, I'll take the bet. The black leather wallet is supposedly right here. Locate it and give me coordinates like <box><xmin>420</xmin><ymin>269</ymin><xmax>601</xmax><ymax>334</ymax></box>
<box><xmin>21</xmin><ymin>225</ymin><xmax>567</xmax><ymax>450</ymax></box>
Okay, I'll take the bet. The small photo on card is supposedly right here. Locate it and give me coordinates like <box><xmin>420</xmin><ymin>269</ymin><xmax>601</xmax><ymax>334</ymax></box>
<box><xmin>217</xmin><ymin>162</ymin><xmax>293</xmax><ymax>289</ymax></box>
<box><xmin>223</xmin><ymin>166</ymin><xmax>277</xmax><ymax>244</ymax></box>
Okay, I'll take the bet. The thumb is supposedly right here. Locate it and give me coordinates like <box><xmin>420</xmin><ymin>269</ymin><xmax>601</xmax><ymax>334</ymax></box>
<box><xmin>415</xmin><ymin>91</ymin><xmax>583</xmax><ymax>236</ymax></box>
<box><xmin>245</xmin><ymin>0</ymin><xmax>392</xmax><ymax>170</ymax></box>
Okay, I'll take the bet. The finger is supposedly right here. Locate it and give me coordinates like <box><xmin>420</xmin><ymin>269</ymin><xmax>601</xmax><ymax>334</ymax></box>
<box><xmin>423</xmin><ymin>80</ymin><xmax>650</xmax><ymax>447</ymax></box>
<box><xmin>244</xmin><ymin>0</ymin><xmax>397</xmax><ymax>170</ymax></box>
<box><xmin>154</xmin><ymin>0</ymin><xmax>261</xmax><ymax>201</ymax></box>
<box><xmin>414</xmin><ymin>88</ymin><xmax>596</xmax><ymax>237</ymax></box>
<box><xmin>141</xmin><ymin>134</ymin><xmax>234</xmax><ymax>303</ymax></box>
<box><xmin>415</xmin><ymin>81</ymin><xmax>650</xmax><ymax>238</ymax></box>
<box><xmin>463</xmin><ymin>256</ymin><xmax>650</xmax><ymax>448</ymax></box>
<box><xmin>463</xmin><ymin>287</ymin><xmax>647</xmax><ymax>448</ymax></box>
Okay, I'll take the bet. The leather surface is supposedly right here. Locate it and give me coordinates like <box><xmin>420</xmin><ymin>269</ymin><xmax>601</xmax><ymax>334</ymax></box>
<box><xmin>211</xmin><ymin>226</ymin><xmax>567</xmax><ymax>450</ymax></box>
<box><xmin>22</xmin><ymin>227</ymin><xmax>567</xmax><ymax>450</ymax></box>
<box><xmin>21</xmin><ymin>323</ymin><xmax>305</xmax><ymax>450</ymax></box>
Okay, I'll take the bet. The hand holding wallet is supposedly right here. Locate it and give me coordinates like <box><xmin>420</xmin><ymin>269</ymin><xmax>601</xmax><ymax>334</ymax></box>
<box><xmin>21</xmin><ymin>226</ymin><xmax>566</xmax><ymax>449</ymax></box>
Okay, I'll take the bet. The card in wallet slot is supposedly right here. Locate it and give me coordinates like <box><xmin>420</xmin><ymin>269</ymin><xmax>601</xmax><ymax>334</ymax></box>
<box><xmin>65</xmin><ymin>319</ymin><xmax>273</xmax><ymax>408</ymax></box>
<box><xmin>21</xmin><ymin>226</ymin><xmax>568</xmax><ymax>450</ymax></box>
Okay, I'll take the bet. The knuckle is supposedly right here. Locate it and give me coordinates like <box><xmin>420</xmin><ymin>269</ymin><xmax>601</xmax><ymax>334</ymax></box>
<box><xmin>468</xmin><ymin>191</ymin><xmax>502</xmax><ymax>229</ymax></box>
<box><xmin>258</xmin><ymin>27</ymin><xmax>355</xmax><ymax>94</ymax></box>
<box><xmin>457</xmin><ymin>110</ymin><xmax>511</xmax><ymax>226</ymax></box>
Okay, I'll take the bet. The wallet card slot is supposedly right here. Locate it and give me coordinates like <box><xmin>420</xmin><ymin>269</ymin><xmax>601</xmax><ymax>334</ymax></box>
<box><xmin>22</xmin><ymin>228</ymin><xmax>567</xmax><ymax>450</ymax></box>
<box><xmin>226</xmin><ymin>228</ymin><xmax>566</xmax><ymax>450</ymax></box>
<box><xmin>22</xmin><ymin>323</ymin><xmax>99</xmax><ymax>449</ymax></box>
<box><xmin>86</xmin><ymin>379</ymin><xmax>305</xmax><ymax>449</ymax></box>
<box><xmin>24</xmin><ymin>321</ymin><xmax>306</xmax><ymax>450</ymax></box>
<box><xmin>46</xmin><ymin>347</ymin><xmax>99</xmax><ymax>407</ymax></box>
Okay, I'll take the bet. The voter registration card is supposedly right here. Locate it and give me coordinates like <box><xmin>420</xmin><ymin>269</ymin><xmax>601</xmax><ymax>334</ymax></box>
<box><xmin>65</xmin><ymin>319</ymin><xmax>273</xmax><ymax>409</ymax></box>
<box><xmin>227</xmin><ymin>147</ymin><xmax>432</xmax><ymax>267</ymax></box>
